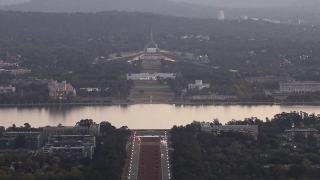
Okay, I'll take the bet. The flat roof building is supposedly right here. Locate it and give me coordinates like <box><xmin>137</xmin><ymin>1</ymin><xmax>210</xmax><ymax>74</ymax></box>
<box><xmin>201</xmin><ymin>123</ymin><xmax>258</xmax><ymax>138</ymax></box>
<box><xmin>44</xmin><ymin>135</ymin><xmax>96</xmax><ymax>158</ymax></box>
<box><xmin>188</xmin><ymin>80</ymin><xmax>210</xmax><ymax>90</ymax></box>
<box><xmin>280</xmin><ymin>81</ymin><xmax>320</xmax><ymax>93</ymax></box>
<box><xmin>285</xmin><ymin>128</ymin><xmax>318</xmax><ymax>141</ymax></box>
<box><xmin>246</xmin><ymin>76</ymin><xmax>294</xmax><ymax>83</ymax></box>
<box><xmin>0</xmin><ymin>85</ymin><xmax>15</xmax><ymax>93</ymax></box>
<box><xmin>0</xmin><ymin>137</ymin><xmax>16</xmax><ymax>150</ymax></box>
<box><xmin>43</xmin><ymin>124</ymin><xmax>100</xmax><ymax>138</ymax></box>
<box><xmin>1</xmin><ymin>132</ymin><xmax>42</xmax><ymax>150</ymax></box>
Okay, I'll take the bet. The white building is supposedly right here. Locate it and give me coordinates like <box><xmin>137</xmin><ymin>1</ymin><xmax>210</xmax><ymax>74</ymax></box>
<box><xmin>188</xmin><ymin>80</ymin><xmax>210</xmax><ymax>90</ymax></box>
<box><xmin>280</xmin><ymin>82</ymin><xmax>320</xmax><ymax>93</ymax></box>
<box><xmin>218</xmin><ymin>11</ymin><xmax>225</xmax><ymax>20</ymax></box>
<box><xmin>146</xmin><ymin>48</ymin><xmax>159</xmax><ymax>53</ymax></box>
<box><xmin>0</xmin><ymin>85</ymin><xmax>15</xmax><ymax>93</ymax></box>
<box><xmin>201</xmin><ymin>123</ymin><xmax>258</xmax><ymax>137</ymax></box>
<box><xmin>243</xmin><ymin>15</ymin><xmax>248</xmax><ymax>20</ymax></box>
<box><xmin>48</xmin><ymin>80</ymin><xmax>76</xmax><ymax>99</ymax></box>
<box><xmin>126</xmin><ymin>73</ymin><xmax>176</xmax><ymax>80</ymax></box>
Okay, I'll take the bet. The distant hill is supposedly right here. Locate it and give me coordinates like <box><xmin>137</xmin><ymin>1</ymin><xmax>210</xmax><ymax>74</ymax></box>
<box><xmin>1</xmin><ymin>0</ymin><xmax>320</xmax><ymax>22</ymax></box>
<box><xmin>170</xmin><ymin>0</ymin><xmax>297</xmax><ymax>8</ymax></box>
<box><xmin>0</xmin><ymin>0</ymin><xmax>220</xmax><ymax>18</ymax></box>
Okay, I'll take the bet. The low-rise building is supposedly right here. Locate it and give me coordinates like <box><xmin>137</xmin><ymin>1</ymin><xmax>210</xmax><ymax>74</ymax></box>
<box><xmin>43</xmin><ymin>124</ymin><xmax>100</xmax><ymax>138</ymax></box>
<box><xmin>1</xmin><ymin>132</ymin><xmax>42</xmax><ymax>150</ymax></box>
<box><xmin>126</xmin><ymin>73</ymin><xmax>176</xmax><ymax>80</ymax></box>
<box><xmin>0</xmin><ymin>69</ymin><xmax>31</xmax><ymax>74</ymax></box>
<box><xmin>246</xmin><ymin>76</ymin><xmax>294</xmax><ymax>83</ymax></box>
<box><xmin>48</xmin><ymin>80</ymin><xmax>76</xmax><ymax>99</ymax></box>
<box><xmin>200</xmin><ymin>123</ymin><xmax>258</xmax><ymax>137</ymax></box>
<box><xmin>43</xmin><ymin>135</ymin><xmax>96</xmax><ymax>158</ymax></box>
<box><xmin>285</xmin><ymin>128</ymin><xmax>319</xmax><ymax>141</ymax></box>
<box><xmin>10</xmin><ymin>77</ymin><xmax>49</xmax><ymax>85</ymax></box>
<box><xmin>0</xmin><ymin>137</ymin><xmax>16</xmax><ymax>149</ymax></box>
<box><xmin>280</xmin><ymin>81</ymin><xmax>320</xmax><ymax>93</ymax></box>
<box><xmin>0</xmin><ymin>85</ymin><xmax>15</xmax><ymax>93</ymax></box>
<box><xmin>188</xmin><ymin>80</ymin><xmax>210</xmax><ymax>90</ymax></box>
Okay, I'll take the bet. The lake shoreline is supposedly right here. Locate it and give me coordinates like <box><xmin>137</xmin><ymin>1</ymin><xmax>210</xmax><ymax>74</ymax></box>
<box><xmin>1</xmin><ymin>101</ymin><xmax>320</xmax><ymax>107</ymax></box>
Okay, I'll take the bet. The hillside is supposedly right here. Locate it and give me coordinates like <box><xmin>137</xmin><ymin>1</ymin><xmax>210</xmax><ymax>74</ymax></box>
<box><xmin>1</xmin><ymin>0</ymin><xmax>320</xmax><ymax>24</ymax></box>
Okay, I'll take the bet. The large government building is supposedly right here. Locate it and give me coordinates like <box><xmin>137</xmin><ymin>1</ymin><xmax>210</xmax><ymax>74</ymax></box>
<box><xmin>280</xmin><ymin>81</ymin><xmax>320</xmax><ymax>93</ymax></box>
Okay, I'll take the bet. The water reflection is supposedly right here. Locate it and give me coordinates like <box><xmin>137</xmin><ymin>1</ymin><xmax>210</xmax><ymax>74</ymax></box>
<box><xmin>0</xmin><ymin>104</ymin><xmax>320</xmax><ymax>129</ymax></box>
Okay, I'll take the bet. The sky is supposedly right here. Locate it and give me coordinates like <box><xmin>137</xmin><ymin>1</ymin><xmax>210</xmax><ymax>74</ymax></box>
<box><xmin>0</xmin><ymin>0</ymin><xmax>30</xmax><ymax>5</ymax></box>
<box><xmin>0</xmin><ymin>0</ymin><xmax>300</xmax><ymax>8</ymax></box>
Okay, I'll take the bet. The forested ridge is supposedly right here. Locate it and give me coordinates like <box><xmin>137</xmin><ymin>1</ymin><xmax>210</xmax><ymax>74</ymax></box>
<box><xmin>1</xmin><ymin>10</ymin><xmax>320</xmax><ymax>70</ymax></box>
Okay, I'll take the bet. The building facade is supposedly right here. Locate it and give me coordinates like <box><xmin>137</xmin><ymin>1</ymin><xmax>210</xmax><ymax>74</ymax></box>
<box><xmin>43</xmin><ymin>124</ymin><xmax>100</xmax><ymax>138</ymax></box>
<box><xmin>279</xmin><ymin>82</ymin><xmax>320</xmax><ymax>93</ymax></box>
<box><xmin>0</xmin><ymin>137</ymin><xmax>16</xmax><ymax>149</ymax></box>
<box><xmin>285</xmin><ymin>128</ymin><xmax>319</xmax><ymax>141</ymax></box>
<box><xmin>0</xmin><ymin>85</ymin><xmax>15</xmax><ymax>93</ymax></box>
<box><xmin>188</xmin><ymin>80</ymin><xmax>210</xmax><ymax>90</ymax></box>
<box><xmin>1</xmin><ymin>132</ymin><xmax>42</xmax><ymax>150</ymax></box>
<box><xmin>201</xmin><ymin>123</ymin><xmax>258</xmax><ymax>137</ymax></box>
<box><xmin>126</xmin><ymin>73</ymin><xmax>176</xmax><ymax>80</ymax></box>
<box><xmin>43</xmin><ymin>135</ymin><xmax>96</xmax><ymax>158</ymax></box>
<box><xmin>246</xmin><ymin>76</ymin><xmax>294</xmax><ymax>83</ymax></box>
<box><xmin>218</xmin><ymin>11</ymin><xmax>225</xmax><ymax>20</ymax></box>
<box><xmin>10</xmin><ymin>77</ymin><xmax>49</xmax><ymax>85</ymax></box>
<box><xmin>48</xmin><ymin>80</ymin><xmax>76</xmax><ymax>99</ymax></box>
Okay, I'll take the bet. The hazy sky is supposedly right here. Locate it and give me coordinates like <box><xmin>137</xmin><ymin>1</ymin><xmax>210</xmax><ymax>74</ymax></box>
<box><xmin>0</xmin><ymin>0</ymin><xmax>299</xmax><ymax>8</ymax></box>
<box><xmin>0</xmin><ymin>0</ymin><xmax>30</xmax><ymax>5</ymax></box>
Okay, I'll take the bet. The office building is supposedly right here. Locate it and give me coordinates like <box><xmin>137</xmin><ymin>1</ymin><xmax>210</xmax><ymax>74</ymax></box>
<box><xmin>188</xmin><ymin>80</ymin><xmax>210</xmax><ymax>90</ymax></box>
<box><xmin>48</xmin><ymin>135</ymin><xmax>96</xmax><ymax>147</ymax></box>
<box><xmin>201</xmin><ymin>123</ymin><xmax>258</xmax><ymax>137</ymax></box>
<box><xmin>0</xmin><ymin>137</ymin><xmax>16</xmax><ymax>149</ymax></box>
<box><xmin>279</xmin><ymin>81</ymin><xmax>320</xmax><ymax>93</ymax></box>
<box><xmin>285</xmin><ymin>128</ymin><xmax>318</xmax><ymax>141</ymax></box>
<box><xmin>218</xmin><ymin>11</ymin><xmax>225</xmax><ymax>20</ymax></box>
<box><xmin>43</xmin><ymin>135</ymin><xmax>96</xmax><ymax>158</ymax></box>
<box><xmin>48</xmin><ymin>80</ymin><xmax>76</xmax><ymax>99</ymax></box>
<box><xmin>0</xmin><ymin>85</ymin><xmax>15</xmax><ymax>93</ymax></box>
<box><xmin>43</xmin><ymin>124</ymin><xmax>100</xmax><ymax>138</ymax></box>
<box><xmin>1</xmin><ymin>132</ymin><xmax>42</xmax><ymax>150</ymax></box>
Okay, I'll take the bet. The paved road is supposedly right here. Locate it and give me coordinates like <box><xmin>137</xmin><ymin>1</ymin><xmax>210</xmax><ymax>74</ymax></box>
<box><xmin>128</xmin><ymin>130</ymin><xmax>171</xmax><ymax>180</ymax></box>
<box><xmin>128</xmin><ymin>132</ymin><xmax>140</xmax><ymax>180</ymax></box>
<box><xmin>160</xmin><ymin>131</ymin><xmax>171</xmax><ymax>180</ymax></box>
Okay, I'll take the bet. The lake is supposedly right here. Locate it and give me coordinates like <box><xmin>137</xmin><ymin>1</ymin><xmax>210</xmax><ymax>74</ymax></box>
<box><xmin>0</xmin><ymin>104</ymin><xmax>320</xmax><ymax>129</ymax></box>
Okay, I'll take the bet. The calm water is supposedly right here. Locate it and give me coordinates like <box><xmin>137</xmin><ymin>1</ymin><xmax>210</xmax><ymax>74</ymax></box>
<box><xmin>0</xmin><ymin>104</ymin><xmax>320</xmax><ymax>129</ymax></box>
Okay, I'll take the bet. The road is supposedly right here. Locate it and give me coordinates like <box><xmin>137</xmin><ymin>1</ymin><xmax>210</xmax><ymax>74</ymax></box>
<box><xmin>160</xmin><ymin>131</ymin><xmax>171</xmax><ymax>180</ymax></box>
<box><xmin>127</xmin><ymin>130</ymin><xmax>171</xmax><ymax>180</ymax></box>
<box><xmin>128</xmin><ymin>132</ymin><xmax>140</xmax><ymax>180</ymax></box>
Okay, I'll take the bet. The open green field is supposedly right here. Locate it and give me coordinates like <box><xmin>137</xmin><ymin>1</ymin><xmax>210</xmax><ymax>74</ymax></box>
<box><xmin>141</xmin><ymin>60</ymin><xmax>161</xmax><ymax>73</ymax></box>
<box><xmin>129</xmin><ymin>81</ymin><xmax>175</xmax><ymax>103</ymax></box>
